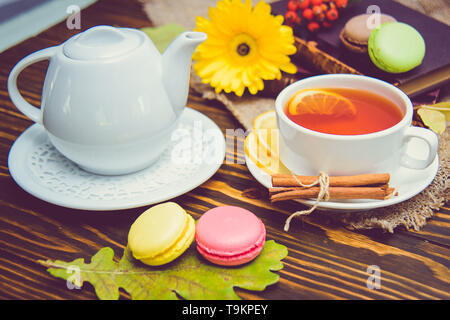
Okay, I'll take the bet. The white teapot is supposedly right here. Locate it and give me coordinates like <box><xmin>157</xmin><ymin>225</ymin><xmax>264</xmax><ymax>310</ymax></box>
<box><xmin>8</xmin><ymin>25</ymin><xmax>206</xmax><ymax>175</ymax></box>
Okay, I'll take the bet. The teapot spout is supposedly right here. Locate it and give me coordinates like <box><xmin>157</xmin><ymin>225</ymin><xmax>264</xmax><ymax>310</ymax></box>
<box><xmin>162</xmin><ymin>31</ymin><xmax>207</xmax><ymax>115</ymax></box>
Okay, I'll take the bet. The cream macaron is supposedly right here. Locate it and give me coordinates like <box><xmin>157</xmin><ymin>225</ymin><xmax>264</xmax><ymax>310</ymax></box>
<box><xmin>128</xmin><ymin>202</ymin><xmax>195</xmax><ymax>266</ymax></box>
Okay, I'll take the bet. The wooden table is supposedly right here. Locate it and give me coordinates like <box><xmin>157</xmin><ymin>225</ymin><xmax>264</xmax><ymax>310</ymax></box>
<box><xmin>0</xmin><ymin>0</ymin><xmax>449</xmax><ymax>300</ymax></box>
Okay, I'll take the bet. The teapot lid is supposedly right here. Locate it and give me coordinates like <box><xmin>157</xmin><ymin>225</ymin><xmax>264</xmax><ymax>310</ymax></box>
<box><xmin>63</xmin><ymin>26</ymin><xmax>143</xmax><ymax>60</ymax></box>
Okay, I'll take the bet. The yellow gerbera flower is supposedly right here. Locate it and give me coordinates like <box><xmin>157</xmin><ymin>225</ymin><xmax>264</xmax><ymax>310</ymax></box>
<box><xmin>193</xmin><ymin>0</ymin><xmax>297</xmax><ymax>97</ymax></box>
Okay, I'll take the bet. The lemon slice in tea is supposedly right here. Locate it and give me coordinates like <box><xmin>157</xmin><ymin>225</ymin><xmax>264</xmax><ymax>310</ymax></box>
<box><xmin>288</xmin><ymin>89</ymin><xmax>356</xmax><ymax>117</ymax></box>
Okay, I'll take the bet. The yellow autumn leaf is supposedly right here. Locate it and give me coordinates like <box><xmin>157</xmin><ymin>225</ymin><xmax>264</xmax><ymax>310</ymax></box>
<box><xmin>419</xmin><ymin>102</ymin><xmax>450</xmax><ymax>122</ymax></box>
<box><xmin>417</xmin><ymin>108</ymin><xmax>446</xmax><ymax>134</ymax></box>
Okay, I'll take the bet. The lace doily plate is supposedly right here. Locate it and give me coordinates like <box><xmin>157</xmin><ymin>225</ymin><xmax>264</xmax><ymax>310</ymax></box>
<box><xmin>246</xmin><ymin>137</ymin><xmax>439</xmax><ymax>212</ymax></box>
<box><xmin>8</xmin><ymin>108</ymin><xmax>225</xmax><ymax>211</ymax></box>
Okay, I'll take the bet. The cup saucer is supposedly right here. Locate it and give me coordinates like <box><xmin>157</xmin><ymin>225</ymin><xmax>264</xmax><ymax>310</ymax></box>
<box><xmin>8</xmin><ymin>108</ymin><xmax>225</xmax><ymax>211</ymax></box>
<box><xmin>245</xmin><ymin>137</ymin><xmax>439</xmax><ymax>212</ymax></box>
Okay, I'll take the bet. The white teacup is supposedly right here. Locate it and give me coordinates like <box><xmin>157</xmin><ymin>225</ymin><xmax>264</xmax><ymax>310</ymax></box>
<box><xmin>275</xmin><ymin>74</ymin><xmax>438</xmax><ymax>176</ymax></box>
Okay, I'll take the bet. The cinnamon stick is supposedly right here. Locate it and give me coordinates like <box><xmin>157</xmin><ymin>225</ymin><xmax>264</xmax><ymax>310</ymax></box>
<box><xmin>272</xmin><ymin>173</ymin><xmax>390</xmax><ymax>188</ymax></box>
<box><xmin>268</xmin><ymin>184</ymin><xmax>390</xmax><ymax>195</ymax></box>
<box><xmin>270</xmin><ymin>187</ymin><xmax>395</xmax><ymax>202</ymax></box>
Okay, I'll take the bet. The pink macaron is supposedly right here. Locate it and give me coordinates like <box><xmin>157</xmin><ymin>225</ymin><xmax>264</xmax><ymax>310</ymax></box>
<box><xmin>195</xmin><ymin>206</ymin><xmax>266</xmax><ymax>266</ymax></box>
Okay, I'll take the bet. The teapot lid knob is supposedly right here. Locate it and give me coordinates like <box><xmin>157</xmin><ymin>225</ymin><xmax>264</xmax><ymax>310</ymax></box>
<box><xmin>63</xmin><ymin>25</ymin><xmax>143</xmax><ymax>60</ymax></box>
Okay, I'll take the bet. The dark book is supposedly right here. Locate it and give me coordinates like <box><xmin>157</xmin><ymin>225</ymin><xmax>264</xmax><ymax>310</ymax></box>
<box><xmin>271</xmin><ymin>0</ymin><xmax>450</xmax><ymax>97</ymax></box>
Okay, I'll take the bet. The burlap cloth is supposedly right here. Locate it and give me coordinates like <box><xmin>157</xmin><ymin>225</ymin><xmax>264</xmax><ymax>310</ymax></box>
<box><xmin>142</xmin><ymin>0</ymin><xmax>449</xmax><ymax>232</ymax></box>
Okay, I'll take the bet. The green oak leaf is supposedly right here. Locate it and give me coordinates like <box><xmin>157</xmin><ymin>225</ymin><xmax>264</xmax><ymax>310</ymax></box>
<box><xmin>141</xmin><ymin>23</ymin><xmax>186</xmax><ymax>53</ymax></box>
<box><xmin>39</xmin><ymin>240</ymin><xmax>287</xmax><ymax>300</ymax></box>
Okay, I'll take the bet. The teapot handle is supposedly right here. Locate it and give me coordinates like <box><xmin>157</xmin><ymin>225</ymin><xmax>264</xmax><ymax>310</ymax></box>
<box><xmin>8</xmin><ymin>47</ymin><xmax>57</xmax><ymax>124</ymax></box>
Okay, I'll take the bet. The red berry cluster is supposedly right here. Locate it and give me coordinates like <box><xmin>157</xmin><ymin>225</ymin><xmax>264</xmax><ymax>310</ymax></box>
<box><xmin>285</xmin><ymin>0</ymin><xmax>348</xmax><ymax>32</ymax></box>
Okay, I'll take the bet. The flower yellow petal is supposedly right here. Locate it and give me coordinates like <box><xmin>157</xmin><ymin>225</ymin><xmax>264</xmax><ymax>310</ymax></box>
<box><xmin>248</xmin><ymin>83</ymin><xmax>258</xmax><ymax>95</ymax></box>
<box><xmin>285</xmin><ymin>44</ymin><xmax>297</xmax><ymax>55</ymax></box>
<box><xmin>259</xmin><ymin>51</ymin><xmax>290</xmax><ymax>65</ymax></box>
<box><xmin>231</xmin><ymin>77</ymin><xmax>241</xmax><ymax>92</ymax></box>
<box><xmin>280</xmin><ymin>62</ymin><xmax>297</xmax><ymax>74</ymax></box>
<box><xmin>241</xmin><ymin>69</ymin><xmax>252</xmax><ymax>86</ymax></box>
<box><xmin>211</xmin><ymin>66</ymin><xmax>229</xmax><ymax>87</ymax></box>
<box><xmin>235</xmin><ymin>84</ymin><xmax>245</xmax><ymax>97</ymax></box>
<box><xmin>259</xmin><ymin>59</ymin><xmax>281</xmax><ymax>77</ymax></box>
<box><xmin>256</xmin><ymin>77</ymin><xmax>264</xmax><ymax>91</ymax></box>
<box><xmin>253</xmin><ymin>1</ymin><xmax>271</xmax><ymax>18</ymax></box>
<box><xmin>197</xmin><ymin>47</ymin><xmax>227</xmax><ymax>59</ymax></box>
<box><xmin>195</xmin><ymin>16</ymin><xmax>210</xmax><ymax>30</ymax></box>
<box><xmin>219</xmin><ymin>66</ymin><xmax>238</xmax><ymax>90</ymax></box>
<box><xmin>192</xmin><ymin>51</ymin><xmax>202</xmax><ymax>61</ymax></box>
<box><xmin>274</xmin><ymin>15</ymin><xmax>284</xmax><ymax>26</ymax></box>
<box><xmin>195</xmin><ymin>59</ymin><xmax>227</xmax><ymax>78</ymax></box>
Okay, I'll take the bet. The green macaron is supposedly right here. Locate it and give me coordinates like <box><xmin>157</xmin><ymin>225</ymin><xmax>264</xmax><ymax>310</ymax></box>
<box><xmin>368</xmin><ymin>22</ymin><xmax>426</xmax><ymax>73</ymax></box>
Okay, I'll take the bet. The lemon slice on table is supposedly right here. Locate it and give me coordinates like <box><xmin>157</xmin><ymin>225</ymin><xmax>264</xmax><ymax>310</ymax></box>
<box><xmin>288</xmin><ymin>89</ymin><xmax>356</xmax><ymax>117</ymax></box>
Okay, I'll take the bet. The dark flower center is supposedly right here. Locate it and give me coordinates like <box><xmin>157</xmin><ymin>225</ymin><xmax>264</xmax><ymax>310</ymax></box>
<box><xmin>237</xmin><ymin>43</ymin><xmax>250</xmax><ymax>56</ymax></box>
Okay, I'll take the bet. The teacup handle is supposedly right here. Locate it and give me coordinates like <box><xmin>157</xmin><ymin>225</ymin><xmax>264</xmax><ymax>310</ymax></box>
<box><xmin>401</xmin><ymin>126</ymin><xmax>438</xmax><ymax>169</ymax></box>
<box><xmin>7</xmin><ymin>47</ymin><xmax>57</xmax><ymax>125</ymax></box>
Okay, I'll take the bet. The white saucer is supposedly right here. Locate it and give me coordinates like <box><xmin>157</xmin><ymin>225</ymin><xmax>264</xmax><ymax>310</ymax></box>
<box><xmin>8</xmin><ymin>107</ymin><xmax>225</xmax><ymax>211</ymax></box>
<box><xmin>245</xmin><ymin>138</ymin><xmax>439</xmax><ymax>212</ymax></box>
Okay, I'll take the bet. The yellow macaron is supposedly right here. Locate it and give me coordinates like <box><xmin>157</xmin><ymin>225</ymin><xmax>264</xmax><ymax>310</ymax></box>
<box><xmin>128</xmin><ymin>202</ymin><xmax>195</xmax><ymax>266</ymax></box>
